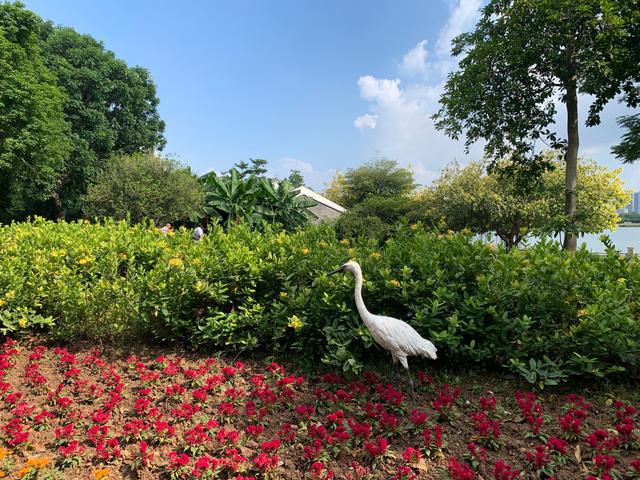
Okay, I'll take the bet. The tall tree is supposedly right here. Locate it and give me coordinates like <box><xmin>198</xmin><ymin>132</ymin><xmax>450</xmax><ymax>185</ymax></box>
<box><xmin>335</xmin><ymin>158</ymin><xmax>415</xmax><ymax>208</ymax></box>
<box><xmin>38</xmin><ymin>23</ymin><xmax>166</xmax><ymax>219</ymax></box>
<box><xmin>434</xmin><ymin>0</ymin><xmax>640</xmax><ymax>251</ymax></box>
<box><xmin>82</xmin><ymin>152</ymin><xmax>202</xmax><ymax>225</ymax></box>
<box><xmin>323</xmin><ymin>171</ymin><xmax>347</xmax><ymax>205</ymax></box>
<box><xmin>228</xmin><ymin>158</ymin><xmax>269</xmax><ymax>179</ymax></box>
<box><xmin>612</xmin><ymin>113</ymin><xmax>640</xmax><ymax>164</ymax></box>
<box><xmin>287</xmin><ymin>169</ymin><xmax>305</xmax><ymax>188</ymax></box>
<box><xmin>0</xmin><ymin>2</ymin><xmax>70</xmax><ymax>223</ymax></box>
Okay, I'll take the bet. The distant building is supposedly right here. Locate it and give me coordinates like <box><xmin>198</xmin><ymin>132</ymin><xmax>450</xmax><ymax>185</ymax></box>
<box><xmin>634</xmin><ymin>192</ymin><xmax>640</xmax><ymax>213</ymax></box>
<box><xmin>294</xmin><ymin>186</ymin><xmax>346</xmax><ymax>224</ymax></box>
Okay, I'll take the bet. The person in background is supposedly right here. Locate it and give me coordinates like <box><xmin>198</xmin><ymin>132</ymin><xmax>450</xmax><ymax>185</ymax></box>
<box><xmin>160</xmin><ymin>223</ymin><xmax>172</xmax><ymax>235</ymax></box>
<box><xmin>192</xmin><ymin>224</ymin><xmax>204</xmax><ymax>241</ymax></box>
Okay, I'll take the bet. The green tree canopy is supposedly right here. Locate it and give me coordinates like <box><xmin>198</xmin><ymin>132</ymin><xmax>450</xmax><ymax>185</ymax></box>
<box><xmin>38</xmin><ymin>23</ymin><xmax>165</xmax><ymax>219</ymax></box>
<box><xmin>427</xmin><ymin>154</ymin><xmax>631</xmax><ymax>250</ymax></box>
<box><xmin>328</xmin><ymin>158</ymin><xmax>415</xmax><ymax>208</ymax></box>
<box><xmin>0</xmin><ymin>2</ymin><xmax>70</xmax><ymax>223</ymax></box>
<box><xmin>612</xmin><ymin>113</ymin><xmax>640</xmax><ymax>164</ymax></box>
<box><xmin>82</xmin><ymin>152</ymin><xmax>203</xmax><ymax>225</ymax></box>
<box><xmin>286</xmin><ymin>169</ymin><xmax>305</xmax><ymax>188</ymax></box>
<box><xmin>227</xmin><ymin>158</ymin><xmax>269</xmax><ymax>179</ymax></box>
<box><xmin>434</xmin><ymin>0</ymin><xmax>640</xmax><ymax>250</ymax></box>
<box><xmin>335</xmin><ymin>195</ymin><xmax>428</xmax><ymax>240</ymax></box>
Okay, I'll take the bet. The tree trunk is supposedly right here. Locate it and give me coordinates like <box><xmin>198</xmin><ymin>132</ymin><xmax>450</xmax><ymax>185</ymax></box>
<box><xmin>563</xmin><ymin>80</ymin><xmax>579</xmax><ymax>251</ymax></box>
<box><xmin>50</xmin><ymin>193</ymin><xmax>66</xmax><ymax>220</ymax></box>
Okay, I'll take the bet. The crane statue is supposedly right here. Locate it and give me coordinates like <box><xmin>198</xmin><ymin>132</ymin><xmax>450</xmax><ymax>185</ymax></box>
<box><xmin>327</xmin><ymin>261</ymin><xmax>437</xmax><ymax>399</ymax></box>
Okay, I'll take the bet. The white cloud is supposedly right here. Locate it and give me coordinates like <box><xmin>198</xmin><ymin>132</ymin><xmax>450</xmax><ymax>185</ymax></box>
<box><xmin>354</xmin><ymin>114</ymin><xmax>378</xmax><ymax>130</ymax></box>
<box><xmin>280</xmin><ymin>157</ymin><xmax>315</xmax><ymax>174</ymax></box>
<box><xmin>357</xmin><ymin>76</ymin><xmax>402</xmax><ymax>107</ymax></box>
<box><xmin>400</xmin><ymin>40</ymin><xmax>428</xmax><ymax>77</ymax></box>
<box><xmin>435</xmin><ymin>0</ymin><xmax>482</xmax><ymax>57</ymax></box>
<box><xmin>352</xmin><ymin>0</ymin><xmax>485</xmax><ymax>186</ymax></box>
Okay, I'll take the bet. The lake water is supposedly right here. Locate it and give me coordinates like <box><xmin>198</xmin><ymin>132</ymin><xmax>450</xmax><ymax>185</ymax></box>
<box><xmin>578</xmin><ymin>226</ymin><xmax>640</xmax><ymax>253</ymax></box>
<box><xmin>482</xmin><ymin>226</ymin><xmax>640</xmax><ymax>253</ymax></box>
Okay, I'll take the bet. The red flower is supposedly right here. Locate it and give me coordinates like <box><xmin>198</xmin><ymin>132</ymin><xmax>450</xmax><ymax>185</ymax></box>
<box><xmin>493</xmin><ymin>459</ymin><xmax>520</xmax><ymax>480</ymax></box>
<box><xmin>546</xmin><ymin>437</ymin><xmax>569</xmax><ymax>455</ymax></box>
<box><xmin>594</xmin><ymin>454</ymin><xmax>616</xmax><ymax>472</ymax></box>
<box><xmin>245</xmin><ymin>424</ymin><xmax>264</xmax><ymax>437</ymax></box>
<box><xmin>261</xmin><ymin>438</ymin><xmax>281</xmax><ymax>453</ymax></box>
<box><xmin>309</xmin><ymin>461</ymin><xmax>334</xmax><ymax>480</ymax></box>
<box><xmin>168</xmin><ymin>451</ymin><xmax>190</xmax><ymax>467</ymax></box>
<box><xmin>524</xmin><ymin>445</ymin><xmax>549</xmax><ymax>470</ymax></box>
<box><xmin>410</xmin><ymin>409</ymin><xmax>428</xmax><ymax>426</ymax></box>
<box><xmin>364</xmin><ymin>436</ymin><xmax>388</xmax><ymax>457</ymax></box>
<box><xmin>253</xmin><ymin>452</ymin><xmax>279</xmax><ymax>471</ymax></box>
<box><xmin>447</xmin><ymin>457</ymin><xmax>475</xmax><ymax>480</ymax></box>
<box><xmin>403</xmin><ymin>446</ymin><xmax>421</xmax><ymax>463</ymax></box>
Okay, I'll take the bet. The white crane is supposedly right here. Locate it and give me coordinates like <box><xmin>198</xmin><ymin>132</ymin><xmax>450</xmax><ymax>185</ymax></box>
<box><xmin>327</xmin><ymin>261</ymin><xmax>437</xmax><ymax>399</ymax></box>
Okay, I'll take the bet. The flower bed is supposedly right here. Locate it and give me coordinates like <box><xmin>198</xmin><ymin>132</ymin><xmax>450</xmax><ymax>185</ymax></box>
<box><xmin>0</xmin><ymin>338</ymin><xmax>638</xmax><ymax>479</ymax></box>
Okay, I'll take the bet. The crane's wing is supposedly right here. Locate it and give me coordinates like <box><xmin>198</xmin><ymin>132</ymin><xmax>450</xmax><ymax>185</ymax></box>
<box><xmin>368</xmin><ymin>315</ymin><xmax>437</xmax><ymax>360</ymax></box>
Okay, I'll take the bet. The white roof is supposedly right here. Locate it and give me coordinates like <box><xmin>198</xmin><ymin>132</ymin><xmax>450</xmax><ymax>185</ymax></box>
<box><xmin>294</xmin><ymin>186</ymin><xmax>346</xmax><ymax>213</ymax></box>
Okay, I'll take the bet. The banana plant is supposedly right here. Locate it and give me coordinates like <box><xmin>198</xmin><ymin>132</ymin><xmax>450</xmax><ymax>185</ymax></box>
<box><xmin>259</xmin><ymin>179</ymin><xmax>318</xmax><ymax>230</ymax></box>
<box><xmin>201</xmin><ymin>169</ymin><xmax>273</xmax><ymax>229</ymax></box>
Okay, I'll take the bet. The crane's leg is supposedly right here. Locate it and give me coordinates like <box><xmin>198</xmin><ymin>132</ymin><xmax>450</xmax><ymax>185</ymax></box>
<box><xmin>398</xmin><ymin>356</ymin><xmax>415</xmax><ymax>401</ymax></box>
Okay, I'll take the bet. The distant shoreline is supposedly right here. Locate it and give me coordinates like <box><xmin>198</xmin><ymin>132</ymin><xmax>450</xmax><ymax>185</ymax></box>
<box><xmin>618</xmin><ymin>223</ymin><xmax>640</xmax><ymax>227</ymax></box>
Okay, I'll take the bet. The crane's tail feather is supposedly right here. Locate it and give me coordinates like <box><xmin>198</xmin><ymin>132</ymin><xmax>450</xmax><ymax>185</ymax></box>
<box><xmin>420</xmin><ymin>339</ymin><xmax>437</xmax><ymax>360</ymax></box>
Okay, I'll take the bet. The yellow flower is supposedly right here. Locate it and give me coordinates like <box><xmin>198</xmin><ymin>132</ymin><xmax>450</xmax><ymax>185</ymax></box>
<box><xmin>18</xmin><ymin>318</ymin><xmax>27</xmax><ymax>328</ymax></box>
<box><xmin>389</xmin><ymin>279</ymin><xmax>401</xmax><ymax>287</ymax></box>
<box><xmin>168</xmin><ymin>257</ymin><xmax>183</xmax><ymax>268</ymax></box>
<box><xmin>410</xmin><ymin>223</ymin><xmax>418</xmax><ymax>230</ymax></box>
<box><xmin>301</xmin><ymin>248</ymin><xmax>310</xmax><ymax>255</ymax></box>
<box><xmin>288</xmin><ymin>315</ymin><xmax>303</xmax><ymax>329</ymax></box>
<box><xmin>4</xmin><ymin>291</ymin><xmax>14</xmax><ymax>300</ymax></box>
<box><xmin>577</xmin><ymin>308</ymin><xmax>588</xmax><ymax>318</ymax></box>
<box><xmin>279</xmin><ymin>291</ymin><xmax>288</xmax><ymax>298</ymax></box>
<box><xmin>26</xmin><ymin>457</ymin><xmax>51</xmax><ymax>468</ymax></box>
<box><xmin>191</xmin><ymin>258</ymin><xmax>201</xmax><ymax>265</ymax></box>
<box><xmin>319</xmin><ymin>241</ymin><xmax>328</xmax><ymax>248</ymax></box>
<box><xmin>0</xmin><ymin>299</ymin><xmax>5</xmax><ymax>308</ymax></box>
<box><xmin>0</xmin><ymin>447</ymin><xmax>11</xmax><ymax>460</ymax></box>
<box><xmin>370</xmin><ymin>252</ymin><xmax>381</xmax><ymax>259</ymax></box>
<box><xmin>617</xmin><ymin>277</ymin><xmax>626</xmax><ymax>284</ymax></box>
<box><xmin>16</xmin><ymin>467</ymin><xmax>32</xmax><ymax>478</ymax></box>
<box><xmin>77</xmin><ymin>256</ymin><xmax>92</xmax><ymax>265</ymax></box>
<box><xmin>94</xmin><ymin>468</ymin><xmax>110</xmax><ymax>480</ymax></box>
<box><xmin>340</xmin><ymin>239</ymin><xmax>349</xmax><ymax>245</ymax></box>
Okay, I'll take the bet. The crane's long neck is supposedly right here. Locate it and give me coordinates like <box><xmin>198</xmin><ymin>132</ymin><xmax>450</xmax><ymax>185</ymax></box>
<box><xmin>353</xmin><ymin>267</ymin><xmax>371</xmax><ymax>321</ymax></box>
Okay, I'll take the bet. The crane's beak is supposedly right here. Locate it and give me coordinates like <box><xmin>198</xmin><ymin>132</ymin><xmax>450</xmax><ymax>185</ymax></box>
<box><xmin>327</xmin><ymin>266</ymin><xmax>345</xmax><ymax>276</ymax></box>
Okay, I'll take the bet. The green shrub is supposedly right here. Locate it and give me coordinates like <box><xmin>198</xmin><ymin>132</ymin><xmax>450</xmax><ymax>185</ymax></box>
<box><xmin>0</xmin><ymin>218</ymin><xmax>638</xmax><ymax>381</ymax></box>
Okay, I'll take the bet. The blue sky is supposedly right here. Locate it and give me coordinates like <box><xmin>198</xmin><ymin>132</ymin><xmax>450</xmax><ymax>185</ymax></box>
<box><xmin>24</xmin><ymin>0</ymin><xmax>640</xmax><ymax>192</ymax></box>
